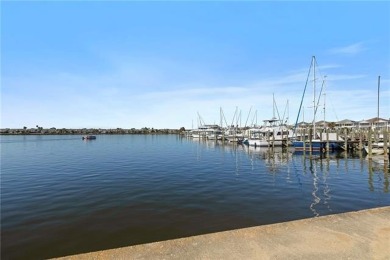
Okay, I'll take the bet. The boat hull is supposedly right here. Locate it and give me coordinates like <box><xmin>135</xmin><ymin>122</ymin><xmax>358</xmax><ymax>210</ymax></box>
<box><xmin>247</xmin><ymin>139</ymin><xmax>284</xmax><ymax>147</ymax></box>
<box><xmin>82</xmin><ymin>135</ymin><xmax>96</xmax><ymax>140</ymax></box>
<box><xmin>364</xmin><ymin>146</ymin><xmax>385</xmax><ymax>155</ymax></box>
<box><xmin>292</xmin><ymin>140</ymin><xmax>324</xmax><ymax>152</ymax></box>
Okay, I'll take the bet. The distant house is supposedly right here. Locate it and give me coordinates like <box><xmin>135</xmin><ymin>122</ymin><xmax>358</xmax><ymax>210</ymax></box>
<box><xmin>369</xmin><ymin>117</ymin><xmax>389</xmax><ymax>128</ymax></box>
<box><xmin>358</xmin><ymin>117</ymin><xmax>389</xmax><ymax>129</ymax></box>
<box><xmin>358</xmin><ymin>119</ymin><xmax>371</xmax><ymax>129</ymax></box>
<box><xmin>0</xmin><ymin>128</ymin><xmax>10</xmax><ymax>134</ymax></box>
<box><xmin>49</xmin><ymin>127</ymin><xmax>57</xmax><ymax>134</ymax></box>
<box><xmin>315</xmin><ymin>120</ymin><xmax>328</xmax><ymax>128</ymax></box>
<box><xmin>290</xmin><ymin>117</ymin><xmax>389</xmax><ymax>131</ymax></box>
<box><xmin>294</xmin><ymin>121</ymin><xmax>310</xmax><ymax>130</ymax></box>
<box><xmin>335</xmin><ymin>119</ymin><xmax>356</xmax><ymax>128</ymax></box>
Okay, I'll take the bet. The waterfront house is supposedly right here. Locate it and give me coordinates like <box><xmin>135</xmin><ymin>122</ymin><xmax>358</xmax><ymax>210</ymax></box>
<box><xmin>335</xmin><ymin>119</ymin><xmax>356</xmax><ymax>128</ymax></box>
<box><xmin>358</xmin><ymin>117</ymin><xmax>389</xmax><ymax>130</ymax></box>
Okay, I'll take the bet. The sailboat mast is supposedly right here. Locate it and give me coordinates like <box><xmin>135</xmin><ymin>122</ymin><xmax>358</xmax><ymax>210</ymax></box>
<box><xmin>323</xmin><ymin>76</ymin><xmax>327</xmax><ymax>123</ymax></box>
<box><xmin>313</xmin><ymin>56</ymin><xmax>316</xmax><ymax>135</ymax></box>
<box><xmin>273</xmin><ymin>93</ymin><xmax>276</xmax><ymax>120</ymax></box>
<box><xmin>287</xmin><ymin>99</ymin><xmax>289</xmax><ymax>125</ymax></box>
<box><xmin>377</xmin><ymin>75</ymin><xmax>380</xmax><ymax>123</ymax></box>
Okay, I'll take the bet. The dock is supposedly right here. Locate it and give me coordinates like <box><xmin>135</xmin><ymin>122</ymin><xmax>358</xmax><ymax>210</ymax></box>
<box><xmin>55</xmin><ymin>206</ymin><xmax>390</xmax><ymax>259</ymax></box>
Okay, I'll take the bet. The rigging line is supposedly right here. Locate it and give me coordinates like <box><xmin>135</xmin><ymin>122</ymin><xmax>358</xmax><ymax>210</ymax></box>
<box><xmin>273</xmin><ymin>95</ymin><xmax>282</xmax><ymax>123</ymax></box>
<box><xmin>314</xmin><ymin>76</ymin><xmax>326</xmax><ymax>118</ymax></box>
<box><xmin>197</xmin><ymin>112</ymin><xmax>206</xmax><ymax>126</ymax></box>
<box><xmin>244</xmin><ymin>106</ymin><xmax>252</xmax><ymax>128</ymax></box>
<box><xmin>238</xmin><ymin>110</ymin><xmax>242</xmax><ymax>127</ymax></box>
<box><xmin>231</xmin><ymin>107</ymin><xmax>238</xmax><ymax>127</ymax></box>
<box><xmin>330</xmin><ymin>98</ymin><xmax>339</xmax><ymax>122</ymax></box>
<box><xmin>313</xmin><ymin>57</ymin><xmax>325</xmax><ymax>83</ymax></box>
<box><xmin>293</xmin><ymin>57</ymin><xmax>313</xmax><ymax>135</ymax></box>
<box><xmin>251</xmin><ymin>110</ymin><xmax>259</xmax><ymax>126</ymax></box>
<box><xmin>281</xmin><ymin>100</ymin><xmax>289</xmax><ymax>124</ymax></box>
<box><xmin>221</xmin><ymin>108</ymin><xmax>229</xmax><ymax>128</ymax></box>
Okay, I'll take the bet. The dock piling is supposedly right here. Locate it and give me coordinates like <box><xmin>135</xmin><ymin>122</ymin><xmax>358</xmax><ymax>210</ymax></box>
<box><xmin>383</xmin><ymin>129</ymin><xmax>388</xmax><ymax>163</ymax></box>
<box><xmin>368</xmin><ymin>128</ymin><xmax>372</xmax><ymax>160</ymax></box>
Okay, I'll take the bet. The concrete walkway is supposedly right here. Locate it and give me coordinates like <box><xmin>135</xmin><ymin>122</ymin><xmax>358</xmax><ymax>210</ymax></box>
<box><xmin>57</xmin><ymin>207</ymin><xmax>390</xmax><ymax>260</ymax></box>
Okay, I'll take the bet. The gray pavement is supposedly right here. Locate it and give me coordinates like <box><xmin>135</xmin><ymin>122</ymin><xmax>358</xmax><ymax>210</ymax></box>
<box><xmin>56</xmin><ymin>206</ymin><xmax>390</xmax><ymax>260</ymax></box>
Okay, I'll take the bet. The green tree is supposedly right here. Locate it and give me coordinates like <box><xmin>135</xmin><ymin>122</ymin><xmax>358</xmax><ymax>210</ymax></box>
<box><xmin>328</xmin><ymin>122</ymin><xmax>336</xmax><ymax>129</ymax></box>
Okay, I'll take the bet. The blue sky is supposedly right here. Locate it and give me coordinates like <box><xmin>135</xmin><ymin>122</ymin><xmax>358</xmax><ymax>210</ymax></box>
<box><xmin>2</xmin><ymin>1</ymin><xmax>389</xmax><ymax>129</ymax></box>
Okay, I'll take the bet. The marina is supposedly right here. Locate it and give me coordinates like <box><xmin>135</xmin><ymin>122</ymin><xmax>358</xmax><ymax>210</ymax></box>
<box><xmin>2</xmin><ymin>1</ymin><xmax>389</xmax><ymax>259</ymax></box>
<box><xmin>1</xmin><ymin>134</ymin><xmax>389</xmax><ymax>259</ymax></box>
<box><xmin>185</xmin><ymin>57</ymin><xmax>389</xmax><ymax>159</ymax></box>
<box><xmin>186</xmin><ymin>120</ymin><xmax>390</xmax><ymax>162</ymax></box>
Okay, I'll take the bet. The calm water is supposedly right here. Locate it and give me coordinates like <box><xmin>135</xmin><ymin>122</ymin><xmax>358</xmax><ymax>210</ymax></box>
<box><xmin>1</xmin><ymin>135</ymin><xmax>389</xmax><ymax>259</ymax></box>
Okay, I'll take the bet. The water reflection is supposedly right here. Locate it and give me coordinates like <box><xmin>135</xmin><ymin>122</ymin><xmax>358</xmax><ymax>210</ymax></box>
<box><xmin>187</xmin><ymin>138</ymin><xmax>389</xmax><ymax>217</ymax></box>
<box><xmin>3</xmin><ymin>135</ymin><xmax>390</xmax><ymax>259</ymax></box>
<box><xmin>304</xmin><ymin>159</ymin><xmax>334</xmax><ymax>217</ymax></box>
<box><xmin>309</xmin><ymin>160</ymin><xmax>320</xmax><ymax>217</ymax></box>
<box><xmin>368</xmin><ymin>160</ymin><xmax>374</xmax><ymax>192</ymax></box>
<box><xmin>322</xmin><ymin>164</ymin><xmax>332</xmax><ymax>212</ymax></box>
<box><xmin>243</xmin><ymin>146</ymin><xmax>292</xmax><ymax>173</ymax></box>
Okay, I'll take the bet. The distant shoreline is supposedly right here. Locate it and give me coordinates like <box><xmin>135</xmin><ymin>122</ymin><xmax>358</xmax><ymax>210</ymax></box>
<box><xmin>0</xmin><ymin>128</ymin><xmax>184</xmax><ymax>135</ymax></box>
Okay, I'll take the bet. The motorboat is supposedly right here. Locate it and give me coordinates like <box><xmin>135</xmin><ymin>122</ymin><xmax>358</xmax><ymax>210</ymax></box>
<box><xmin>82</xmin><ymin>135</ymin><xmax>96</xmax><ymax>140</ymax></box>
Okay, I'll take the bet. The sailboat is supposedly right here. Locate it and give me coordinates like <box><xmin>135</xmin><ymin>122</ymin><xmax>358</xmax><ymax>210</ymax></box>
<box><xmin>363</xmin><ymin>76</ymin><xmax>388</xmax><ymax>155</ymax></box>
<box><xmin>292</xmin><ymin>56</ymin><xmax>325</xmax><ymax>153</ymax></box>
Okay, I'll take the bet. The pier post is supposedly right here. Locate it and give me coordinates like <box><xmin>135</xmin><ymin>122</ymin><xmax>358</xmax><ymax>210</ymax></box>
<box><xmin>368</xmin><ymin>128</ymin><xmax>372</xmax><ymax>160</ymax></box>
<box><xmin>344</xmin><ymin>128</ymin><xmax>348</xmax><ymax>153</ymax></box>
<box><xmin>358</xmin><ymin>129</ymin><xmax>363</xmax><ymax>160</ymax></box>
<box><xmin>303</xmin><ymin>128</ymin><xmax>306</xmax><ymax>152</ymax></box>
<box><xmin>319</xmin><ymin>128</ymin><xmax>324</xmax><ymax>158</ymax></box>
<box><xmin>373</xmin><ymin>128</ymin><xmax>377</xmax><ymax>144</ymax></box>
<box><xmin>282</xmin><ymin>128</ymin><xmax>288</xmax><ymax>148</ymax></box>
<box><xmin>267</xmin><ymin>130</ymin><xmax>270</xmax><ymax>148</ymax></box>
<box><xmin>272</xmin><ymin>130</ymin><xmax>275</xmax><ymax>149</ymax></box>
<box><xmin>309</xmin><ymin>127</ymin><xmax>313</xmax><ymax>157</ymax></box>
<box><xmin>383</xmin><ymin>129</ymin><xmax>388</xmax><ymax>163</ymax></box>
<box><xmin>326</xmin><ymin>128</ymin><xmax>330</xmax><ymax>156</ymax></box>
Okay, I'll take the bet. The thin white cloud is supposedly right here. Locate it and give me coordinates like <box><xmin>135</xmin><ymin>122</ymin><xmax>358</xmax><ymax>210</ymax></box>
<box><xmin>137</xmin><ymin>86</ymin><xmax>249</xmax><ymax>101</ymax></box>
<box><xmin>329</xmin><ymin>42</ymin><xmax>366</xmax><ymax>55</ymax></box>
<box><xmin>325</xmin><ymin>73</ymin><xmax>366</xmax><ymax>81</ymax></box>
<box><xmin>2</xmin><ymin>54</ymin><xmax>388</xmax><ymax>129</ymax></box>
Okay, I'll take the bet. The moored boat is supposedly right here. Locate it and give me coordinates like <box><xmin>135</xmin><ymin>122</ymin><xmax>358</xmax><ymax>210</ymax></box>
<box><xmin>363</xmin><ymin>142</ymin><xmax>387</xmax><ymax>155</ymax></box>
<box><xmin>292</xmin><ymin>139</ymin><xmax>324</xmax><ymax>152</ymax></box>
<box><xmin>292</xmin><ymin>56</ymin><xmax>327</xmax><ymax>153</ymax></box>
<box><xmin>245</xmin><ymin>118</ymin><xmax>292</xmax><ymax>147</ymax></box>
<box><xmin>82</xmin><ymin>135</ymin><xmax>96</xmax><ymax>140</ymax></box>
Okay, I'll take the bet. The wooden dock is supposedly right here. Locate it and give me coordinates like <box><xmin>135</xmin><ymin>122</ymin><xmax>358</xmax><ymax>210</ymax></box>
<box><xmin>295</xmin><ymin>128</ymin><xmax>389</xmax><ymax>164</ymax></box>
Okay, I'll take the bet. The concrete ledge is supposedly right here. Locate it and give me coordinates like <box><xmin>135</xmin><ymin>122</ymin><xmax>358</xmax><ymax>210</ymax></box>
<box><xmin>57</xmin><ymin>207</ymin><xmax>390</xmax><ymax>260</ymax></box>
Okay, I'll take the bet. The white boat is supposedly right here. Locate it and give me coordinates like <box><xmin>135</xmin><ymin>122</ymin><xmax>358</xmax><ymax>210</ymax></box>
<box><xmin>364</xmin><ymin>147</ymin><xmax>385</xmax><ymax>155</ymax></box>
<box><xmin>223</xmin><ymin>126</ymin><xmax>244</xmax><ymax>142</ymax></box>
<box><xmin>206</xmin><ymin>128</ymin><xmax>223</xmax><ymax>140</ymax></box>
<box><xmin>364</xmin><ymin>142</ymin><xmax>387</xmax><ymax>155</ymax></box>
<box><xmin>190</xmin><ymin>125</ymin><xmax>221</xmax><ymax>139</ymax></box>
<box><xmin>246</xmin><ymin>118</ymin><xmax>292</xmax><ymax>147</ymax></box>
